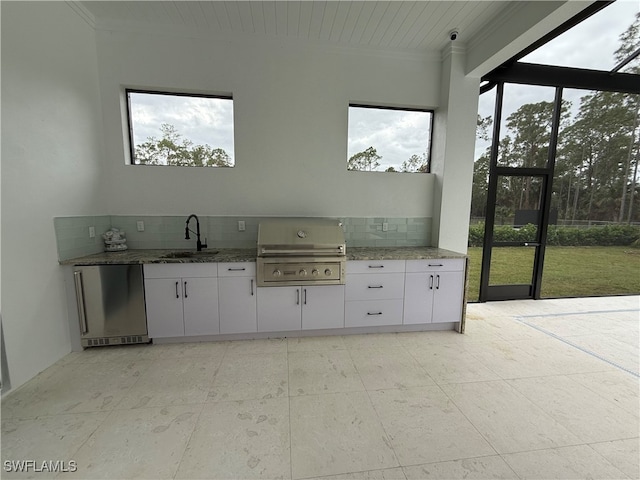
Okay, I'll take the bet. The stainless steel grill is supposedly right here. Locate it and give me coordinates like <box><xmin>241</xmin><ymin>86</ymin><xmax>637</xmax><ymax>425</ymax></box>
<box><xmin>256</xmin><ymin>219</ymin><xmax>346</xmax><ymax>286</ymax></box>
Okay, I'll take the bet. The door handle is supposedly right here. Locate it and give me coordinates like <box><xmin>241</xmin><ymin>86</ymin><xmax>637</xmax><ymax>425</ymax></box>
<box><xmin>250</xmin><ymin>279</ymin><xmax>254</xmax><ymax>296</ymax></box>
<box><xmin>304</xmin><ymin>288</ymin><xmax>307</xmax><ymax>305</ymax></box>
<box><xmin>175</xmin><ymin>281</ymin><xmax>180</xmax><ymax>298</ymax></box>
<box><xmin>73</xmin><ymin>271</ymin><xmax>88</xmax><ymax>335</ymax></box>
<box><xmin>296</xmin><ymin>288</ymin><xmax>300</xmax><ymax>305</ymax></box>
<box><xmin>429</xmin><ymin>275</ymin><xmax>434</xmax><ymax>290</ymax></box>
<box><xmin>184</xmin><ymin>281</ymin><xmax>188</xmax><ymax>298</ymax></box>
<box><xmin>435</xmin><ymin>275</ymin><xmax>440</xmax><ymax>290</ymax></box>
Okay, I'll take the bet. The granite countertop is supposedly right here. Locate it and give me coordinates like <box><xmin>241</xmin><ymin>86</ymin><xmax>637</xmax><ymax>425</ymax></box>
<box><xmin>60</xmin><ymin>246</ymin><xmax>466</xmax><ymax>266</ymax></box>
<box><xmin>59</xmin><ymin>248</ymin><xmax>257</xmax><ymax>265</ymax></box>
<box><xmin>346</xmin><ymin>246</ymin><xmax>466</xmax><ymax>260</ymax></box>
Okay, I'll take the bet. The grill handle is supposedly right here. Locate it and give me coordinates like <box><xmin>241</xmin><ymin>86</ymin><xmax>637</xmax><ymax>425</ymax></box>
<box><xmin>260</xmin><ymin>247</ymin><xmax>344</xmax><ymax>256</ymax></box>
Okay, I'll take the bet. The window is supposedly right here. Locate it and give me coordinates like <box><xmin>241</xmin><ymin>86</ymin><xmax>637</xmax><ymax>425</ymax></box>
<box><xmin>126</xmin><ymin>90</ymin><xmax>235</xmax><ymax>167</ymax></box>
<box><xmin>347</xmin><ymin>105</ymin><xmax>433</xmax><ymax>173</ymax></box>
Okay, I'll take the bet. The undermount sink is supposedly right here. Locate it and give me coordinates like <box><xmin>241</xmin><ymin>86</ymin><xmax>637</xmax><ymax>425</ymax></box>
<box><xmin>161</xmin><ymin>250</ymin><xmax>219</xmax><ymax>259</ymax></box>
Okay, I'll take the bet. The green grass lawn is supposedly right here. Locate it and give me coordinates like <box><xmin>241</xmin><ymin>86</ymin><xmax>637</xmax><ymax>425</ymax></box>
<box><xmin>466</xmin><ymin>246</ymin><xmax>640</xmax><ymax>301</ymax></box>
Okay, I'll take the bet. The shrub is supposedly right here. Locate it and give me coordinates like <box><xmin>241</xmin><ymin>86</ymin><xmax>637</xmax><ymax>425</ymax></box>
<box><xmin>468</xmin><ymin>223</ymin><xmax>640</xmax><ymax>247</ymax></box>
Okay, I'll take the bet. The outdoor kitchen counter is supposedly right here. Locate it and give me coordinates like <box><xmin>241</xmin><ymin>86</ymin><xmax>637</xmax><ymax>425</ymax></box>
<box><xmin>60</xmin><ymin>246</ymin><xmax>466</xmax><ymax>266</ymax></box>
<box><xmin>59</xmin><ymin>248</ymin><xmax>257</xmax><ymax>265</ymax></box>
<box><xmin>346</xmin><ymin>246</ymin><xmax>466</xmax><ymax>261</ymax></box>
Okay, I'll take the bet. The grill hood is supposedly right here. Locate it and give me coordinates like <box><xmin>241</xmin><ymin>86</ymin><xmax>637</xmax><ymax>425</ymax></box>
<box><xmin>257</xmin><ymin>219</ymin><xmax>346</xmax><ymax>256</ymax></box>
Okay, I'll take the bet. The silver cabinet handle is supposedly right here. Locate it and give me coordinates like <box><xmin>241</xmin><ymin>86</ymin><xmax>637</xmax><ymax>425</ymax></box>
<box><xmin>429</xmin><ymin>275</ymin><xmax>434</xmax><ymax>290</ymax></box>
<box><xmin>73</xmin><ymin>271</ymin><xmax>88</xmax><ymax>335</ymax></box>
<box><xmin>175</xmin><ymin>281</ymin><xmax>180</xmax><ymax>298</ymax></box>
<box><xmin>296</xmin><ymin>288</ymin><xmax>300</xmax><ymax>305</ymax></box>
<box><xmin>435</xmin><ymin>275</ymin><xmax>440</xmax><ymax>290</ymax></box>
<box><xmin>367</xmin><ymin>285</ymin><xmax>383</xmax><ymax>289</ymax></box>
<box><xmin>368</xmin><ymin>265</ymin><xmax>384</xmax><ymax>269</ymax></box>
<box><xmin>367</xmin><ymin>312</ymin><xmax>383</xmax><ymax>316</ymax></box>
<box><xmin>250</xmin><ymin>279</ymin><xmax>254</xmax><ymax>296</ymax></box>
<box><xmin>304</xmin><ymin>288</ymin><xmax>307</xmax><ymax>305</ymax></box>
<box><xmin>228</xmin><ymin>267</ymin><xmax>246</xmax><ymax>271</ymax></box>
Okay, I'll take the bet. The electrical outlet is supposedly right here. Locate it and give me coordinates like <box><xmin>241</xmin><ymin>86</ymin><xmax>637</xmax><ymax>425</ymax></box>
<box><xmin>89</xmin><ymin>226</ymin><xmax>96</xmax><ymax>238</ymax></box>
<box><xmin>136</xmin><ymin>221</ymin><xmax>145</xmax><ymax>232</ymax></box>
<box><xmin>382</xmin><ymin>222</ymin><xmax>389</xmax><ymax>232</ymax></box>
<box><xmin>238</xmin><ymin>220</ymin><xmax>246</xmax><ymax>231</ymax></box>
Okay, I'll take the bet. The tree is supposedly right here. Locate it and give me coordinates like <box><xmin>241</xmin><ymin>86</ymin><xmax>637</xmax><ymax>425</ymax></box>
<box><xmin>401</xmin><ymin>152</ymin><xmax>429</xmax><ymax>173</ymax></box>
<box><xmin>134</xmin><ymin>123</ymin><xmax>232</xmax><ymax>167</ymax></box>
<box><xmin>348</xmin><ymin>146</ymin><xmax>382</xmax><ymax>171</ymax></box>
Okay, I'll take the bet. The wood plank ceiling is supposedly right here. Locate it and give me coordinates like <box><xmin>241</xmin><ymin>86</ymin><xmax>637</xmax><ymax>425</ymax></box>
<box><xmin>80</xmin><ymin>1</ymin><xmax>510</xmax><ymax>53</ymax></box>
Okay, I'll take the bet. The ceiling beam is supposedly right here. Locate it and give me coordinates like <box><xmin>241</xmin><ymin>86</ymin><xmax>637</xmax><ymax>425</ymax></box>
<box><xmin>483</xmin><ymin>62</ymin><xmax>640</xmax><ymax>95</ymax></box>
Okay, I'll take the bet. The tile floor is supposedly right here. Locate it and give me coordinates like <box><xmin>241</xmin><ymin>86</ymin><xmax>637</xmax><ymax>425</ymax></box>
<box><xmin>1</xmin><ymin>296</ymin><xmax>638</xmax><ymax>479</ymax></box>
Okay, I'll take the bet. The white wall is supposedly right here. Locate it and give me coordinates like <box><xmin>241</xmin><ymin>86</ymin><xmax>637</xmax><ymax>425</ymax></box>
<box><xmin>96</xmin><ymin>29</ymin><xmax>440</xmax><ymax>218</ymax></box>
<box><xmin>1</xmin><ymin>2</ymin><xmax>104</xmax><ymax>391</ymax></box>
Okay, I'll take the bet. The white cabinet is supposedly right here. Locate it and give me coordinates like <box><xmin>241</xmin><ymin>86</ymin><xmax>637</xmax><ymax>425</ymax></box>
<box><xmin>403</xmin><ymin>259</ymin><xmax>465</xmax><ymax>324</ymax></box>
<box><xmin>345</xmin><ymin>260</ymin><xmax>405</xmax><ymax>327</ymax></box>
<box><xmin>257</xmin><ymin>285</ymin><xmax>345</xmax><ymax>332</ymax></box>
<box><xmin>144</xmin><ymin>264</ymin><xmax>219</xmax><ymax>338</ymax></box>
<box><xmin>218</xmin><ymin>262</ymin><xmax>257</xmax><ymax>334</ymax></box>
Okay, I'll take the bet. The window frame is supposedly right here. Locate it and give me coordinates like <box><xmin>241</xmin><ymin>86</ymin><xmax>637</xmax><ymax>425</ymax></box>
<box><xmin>125</xmin><ymin>88</ymin><xmax>235</xmax><ymax>167</ymax></box>
<box><xmin>347</xmin><ymin>103</ymin><xmax>435</xmax><ymax>174</ymax></box>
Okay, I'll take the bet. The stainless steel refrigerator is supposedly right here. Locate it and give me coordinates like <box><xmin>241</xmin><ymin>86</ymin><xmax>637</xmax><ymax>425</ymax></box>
<box><xmin>73</xmin><ymin>265</ymin><xmax>149</xmax><ymax>347</ymax></box>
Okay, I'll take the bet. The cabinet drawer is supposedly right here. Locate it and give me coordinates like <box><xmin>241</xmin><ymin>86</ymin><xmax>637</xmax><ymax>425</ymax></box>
<box><xmin>346</xmin><ymin>260</ymin><xmax>405</xmax><ymax>274</ymax></box>
<box><xmin>405</xmin><ymin>258</ymin><xmax>464</xmax><ymax>273</ymax></box>
<box><xmin>217</xmin><ymin>262</ymin><xmax>256</xmax><ymax>277</ymax></box>
<box><xmin>346</xmin><ymin>273</ymin><xmax>405</xmax><ymax>301</ymax></box>
<box><xmin>144</xmin><ymin>263</ymin><xmax>218</xmax><ymax>279</ymax></box>
<box><xmin>345</xmin><ymin>300</ymin><xmax>403</xmax><ymax>327</ymax></box>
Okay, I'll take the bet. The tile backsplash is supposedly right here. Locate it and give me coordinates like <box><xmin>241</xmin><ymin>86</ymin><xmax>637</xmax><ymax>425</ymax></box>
<box><xmin>54</xmin><ymin>215</ymin><xmax>432</xmax><ymax>260</ymax></box>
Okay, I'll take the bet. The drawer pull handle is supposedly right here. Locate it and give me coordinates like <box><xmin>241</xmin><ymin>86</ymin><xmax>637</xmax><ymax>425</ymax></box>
<box><xmin>228</xmin><ymin>267</ymin><xmax>246</xmax><ymax>271</ymax></box>
<box><xmin>368</xmin><ymin>265</ymin><xmax>385</xmax><ymax>268</ymax></box>
<box><xmin>367</xmin><ymin>312</ymin><xmax>383</xmax><ymax>316</ymax></box>
<box><xmin>368</xmin><ymin>285</ymin><xmax>384</xmax><ymax>289</ymax></box>
<box><xmin>428</xmin><ymin>263</ymin><xmax>443</xmax><ymax>267</ymax></box>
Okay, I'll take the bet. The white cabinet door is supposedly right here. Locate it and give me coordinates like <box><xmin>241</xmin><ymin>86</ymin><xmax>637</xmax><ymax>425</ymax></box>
<box><xmin>182</xmin><ymin>277</ymin><xmax>220</xmax><ymax>336</ymax></box>
<box><xmin>432</xmin><ymin>271</ymin><xmax>464</xmax><ymax>323</ymax></box>
<box><xmin>219</xmin><ymin>276</ymin><xmax>257</xmax><ymax>334</ymax></box>
<box><xmin>144</xmin><ymin>278</ymin><xmax>184</xmax><ymax>338</ymax></box>
<box><xmin>302</xmin><ymin>285</ymin><xmax>345</xmax><ymax>330</ymax></box>
<box><xmin>403</xmin><ymin>273</ymin><xmax>435</xmax><ymax>325</ymax></box>
<box><xmin>403</xmin><ymin>271</ymin><xmax>464</xmax><ymax>324</ymax></box>
<box><xmin>257</xmin><ymin>287</ymin><xmax>301</xmax><ymax>332</ymax></box>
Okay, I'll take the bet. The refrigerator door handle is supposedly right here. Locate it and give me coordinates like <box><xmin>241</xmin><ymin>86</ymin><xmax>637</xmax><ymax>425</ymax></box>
<box><xmin>73</xmin><ymin>271</ymin><xmax>89</xmax><ymax>335</ymax></box>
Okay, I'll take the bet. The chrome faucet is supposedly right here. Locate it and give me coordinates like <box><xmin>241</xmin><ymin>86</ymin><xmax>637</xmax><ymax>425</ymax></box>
<box><xmin>185</xmin><ymin>214</ymin><xmax>207</xmax><ymax>251</ymax></box>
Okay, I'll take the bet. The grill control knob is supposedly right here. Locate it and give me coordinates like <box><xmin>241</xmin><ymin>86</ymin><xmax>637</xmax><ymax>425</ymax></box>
<box><xmin>272</xmin><ymin>269</ymin><xmax>282</xmax><ymax>277</ymax></box>
<box><xmin>299</xmin><ymin>269</ymin><xmax>308</xmax><ymax>277</ymax></box>
<box><xmin>311</xmin><ymin>269</ymin><xmax>319</xmax><ymax>277</ymax></box>
<box><xmin>324</xmin><ymin>268</ymin><xmax>332</xmax><ymax>276</ymax></box>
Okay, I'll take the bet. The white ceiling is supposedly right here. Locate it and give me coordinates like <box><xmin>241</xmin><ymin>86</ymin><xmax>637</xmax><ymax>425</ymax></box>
<box><xmin>78</xmin><ymin>1</ymin><xmax>513</xmax><ymax>53</ymax></box>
